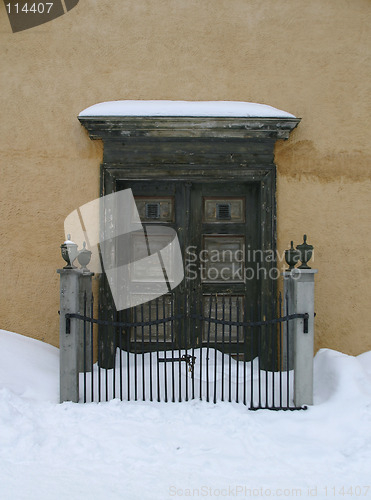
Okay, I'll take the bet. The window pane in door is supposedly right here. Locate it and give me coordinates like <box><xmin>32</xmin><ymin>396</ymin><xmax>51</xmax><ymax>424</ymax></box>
<box><xmin>202</xmin><ymin>235</ymin><xmax>245</xmax><ymax>282</ymax></box>
<box><xmin>203</xmin><ymin>198</ymin><xmax>245</xmax><ymax>223</ymax></box>
<box><xmin>135</xmin><ymin>197</ymin><xmax>174</xmax><ymax>222</ymax></box>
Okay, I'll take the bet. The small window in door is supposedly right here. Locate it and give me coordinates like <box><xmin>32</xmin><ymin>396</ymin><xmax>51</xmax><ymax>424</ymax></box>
<box><xmin>145</xmin><ymin>202</ymin><xmax>160</xmax><ymax>219</ymax></box>
<box><xmin>135</xmin><ymin>196</ymin><xmax>174</xmax><ymax>222</ymax></box>
<box><xmin>216</xmin><ymin>203</ymin><xmax>231</xmax><ymax>220</ymax></box>
<box><xmin>203</xmin><ymin>197</ymin><xmax>245</xmax><ymax>223</ymax></box>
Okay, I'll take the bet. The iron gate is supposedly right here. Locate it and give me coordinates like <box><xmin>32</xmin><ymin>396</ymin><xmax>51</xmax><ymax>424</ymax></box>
<box><xmin>66</xmin><ymin>292</ymin><xmax>309</xmax><ymax>410</ymax></box>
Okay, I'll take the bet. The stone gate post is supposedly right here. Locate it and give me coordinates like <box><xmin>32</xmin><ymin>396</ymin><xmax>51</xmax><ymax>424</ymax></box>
<box><xmin>57</xmin><ymin>267</ymin><xmax>81</xmax><ymax>403</ymax></box>
<box><xmin>58</xmin><ymin>237</ymin><xmax>93</xmax><ymax>403</ymax></box>
<box><xmin>283</xmin><ymin>268</ymin><xmax>317</xmax><ymax>407</ymax></box>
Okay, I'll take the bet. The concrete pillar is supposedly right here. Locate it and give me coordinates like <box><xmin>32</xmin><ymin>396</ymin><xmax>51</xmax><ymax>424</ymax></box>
<box><xmin>282</xmin><ymin>275</ymin><xmax>294</xmax><ymax>372</ymax></box>
<box><xmin>283</xmin><ymin>269</ymin><xmax>317</xmax><ymax>407</ymax></box>
<box><xmin>77</xmin><ymin>271</ymin><xmax>94</xmax><ymax>372</ymax></box>
<box><xmin>57</xmin><ymin>268</ymin><xmax>82</xmax><ymax>403</ymax></box>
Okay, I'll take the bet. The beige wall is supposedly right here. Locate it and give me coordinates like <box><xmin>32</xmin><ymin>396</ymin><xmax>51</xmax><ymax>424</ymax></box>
<box><xmin>0</xmin><ymin>0</ymin><xmax>370</xmax><ymax>354</ymax></box>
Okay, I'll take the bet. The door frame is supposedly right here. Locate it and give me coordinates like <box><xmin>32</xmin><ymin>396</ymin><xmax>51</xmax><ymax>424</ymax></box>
<box><xmin>98</xmin><ymin>163</ymin><xmax>277</xmax><ymax>364</ymax></box>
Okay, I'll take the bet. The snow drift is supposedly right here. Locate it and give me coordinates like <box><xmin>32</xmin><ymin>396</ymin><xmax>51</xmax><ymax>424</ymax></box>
<box><xmin>0</xmin><ymin>329</ymin><xmax>370</xmax><ymax>500</ymax></box>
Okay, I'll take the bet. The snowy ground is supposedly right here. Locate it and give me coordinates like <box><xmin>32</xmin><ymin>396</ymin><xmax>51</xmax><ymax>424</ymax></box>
<box><xmin>0</xmin><ymin>329</ymin><xmax>371</xmax><ymax>500</ymax></box>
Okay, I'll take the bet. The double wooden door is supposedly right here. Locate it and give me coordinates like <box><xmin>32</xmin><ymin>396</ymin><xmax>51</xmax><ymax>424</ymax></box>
<box><xmin>115</xmin><ymin>179</ymin><xmax>260</xmax><ymax>355</ymax></box>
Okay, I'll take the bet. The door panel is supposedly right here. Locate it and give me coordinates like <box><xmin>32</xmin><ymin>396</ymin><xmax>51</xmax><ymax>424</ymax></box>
<box><xmin>116</xmin><ymin>180</ymin><xmax>183</xmax><ymax>349</ymax></box>
<box><xmin>187</xmin><ymin>182</ymin><xmax>259</xmax><ymax>357</ymax></box>
<box><xmin>202</xmin><ymin>235</ymin><xmax>245</xmax><ymax>282</ymax></box>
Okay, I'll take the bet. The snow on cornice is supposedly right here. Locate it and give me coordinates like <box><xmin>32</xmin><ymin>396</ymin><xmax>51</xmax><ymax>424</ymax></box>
<box><xmin>79</xmin><ymin>100</ymin><xmax>295</xmax><ymax>118</ymax></box>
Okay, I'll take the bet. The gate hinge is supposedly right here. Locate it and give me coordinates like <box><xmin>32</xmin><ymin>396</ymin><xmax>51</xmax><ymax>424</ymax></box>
<box><xmin>303</xmin><ymin>313</ymin><xmax>309</xmax><ymax>334</ymax></box>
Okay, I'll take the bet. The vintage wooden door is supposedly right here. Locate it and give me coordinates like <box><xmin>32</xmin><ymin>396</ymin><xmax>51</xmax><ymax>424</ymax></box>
<box><xmin>78</xmin><ymin>113</ymin><xmax>300</xmax><ymax>368</ymax></box>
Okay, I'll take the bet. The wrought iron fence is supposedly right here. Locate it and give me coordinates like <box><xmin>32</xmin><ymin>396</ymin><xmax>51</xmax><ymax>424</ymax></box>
<box><xmin>65</xmin><ymin>292</ymin><xmax>309</xmax><ymax>410</ymax></box>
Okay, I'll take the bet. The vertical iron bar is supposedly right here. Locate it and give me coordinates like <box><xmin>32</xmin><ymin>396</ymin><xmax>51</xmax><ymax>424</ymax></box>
<box><xmin>250</xmin><ymin>301</ymin><xmax>254</xmax><ymax>409</ymax></box>
<box><xmin>134</xmin><ymin>306</ymin><xmax>138</xmax><ymax>401</ymax></box>
<box><xmin>286</xmin><ymin>292</ymin><xmax>290</xmax><ymax>409</ymax></box>
<box><xmin>98</xmin><ymin>319</ymin><xmax>101</xmax><ymax>403</ymax></box>
<box><xmin>213</xmin><ymin>295</ymin><xmax>218</xmax><ymax>404</ymax></box>
<box><xmin>191</xmin><ymin>293</ymin><xmax>196</xmax><ymax>400</ymax></box>
<box><xmin>119</xmin><ymin>325</ymin><xmax>122</xmax><ymax>401</ymax></box>
<box><xmin>199</xmin><ymin>296</ymin><xmax>203</xmax><ymax>401</ymax></box>
<box><xmin>112</xmin><ymin>316</ymin><xmax>116</xmax><ymax>401</ymax></box>
<box><xmin>170</xmin><ymin>295</ymin><xmax>175</xmax><ymax>403</ymax></box>
<box><xmin>83</xmin><ymin>291</ymin><xmax>87</xmax><ymax>403</ymax></box>
<box><xmin>163</xmin><ymin>295</ymin><xmax>168</xmax><ymax>403</ymax></box>
<box><xmin>126</xmin><ymin>318</ymin><xmax>130</xmax><ymax>402</ymax></box>
<box><xmin>141</xmin><ymin>303</ymin><xmax>145</xmax><ymax>401</ymax></box>
<box><xmin>279</xmin><ymin>292</ymin><xmax>283</xmax><ymax>410</ymax></box>
<box><xmin>105</xmin><ymin>306</ymin><xmax>109</xmax><ymax>402</ymax></box>
<box><xmin>221</xmin><ymin>295</ymin><xmax>225</xmax><ymax>402</ymax></box>
<box><xmin>184</xmin><ymin>292</ymin><xmax>188</xmax><ymax>402</ymax></box>
<box><xmin>149</xmin><ymin>300</ymin><xmax>153</xmax><ymax>402</ymax></box>
<box><xmin>243</xmin><ymin>299</ymin><xmax>247</xmax><ymax>406</ymax></box>
<box><xmin>271</xmin><ymin>294</ymin><xmax>276</xmax><ymax>409</ymax></box>
<box><xmin>90</xmin><ymin>294</ymin><xmax>94</xmax><ymax>403</ymax></box>
<box><xmin>178</xmin><ymin>293</ymin><xmax>183</xmax><ymax>403</ymax></box>
<box><xmin>156</xmin><ymin>297</ymin><xmax>160</xmax><ymax>402</ymax></box>
<box><xmin>236</xmin><ymin>297</ymin><xmax>240</xmax><ymax>404</ymax></box>
<box><xmin>264</xmin><ymin>301</ymin><xmax>268</xmax><ymax>409</ymax></box>
<box><xmin>257</xmin><ymin>297</ymin><xmax>262</xmax><ymax>409</ymax></box>
<box><xmin>228</xmin><ymin>295</ymin><xmax>232</xmax><ymax>403</ymax></box>
<box><xmin>206</xmin><ymin>295</ymin><xmax>212</xmax><ymax>403</ymax></box>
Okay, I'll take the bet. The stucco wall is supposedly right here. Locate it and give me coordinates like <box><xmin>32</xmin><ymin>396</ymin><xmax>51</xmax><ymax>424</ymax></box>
<box><xmin>0</xmin><ymin>0</ymin><xmax>370</xmax><ymax>354</ymax></box>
